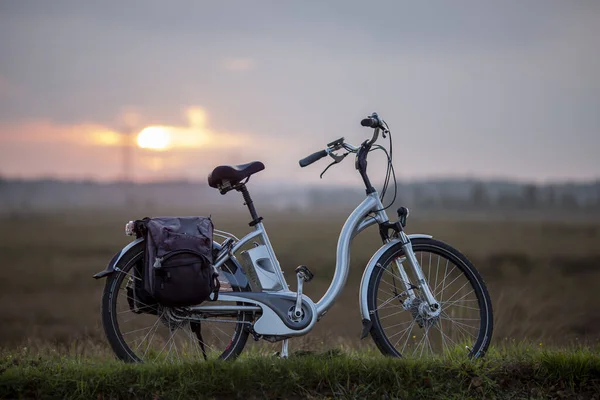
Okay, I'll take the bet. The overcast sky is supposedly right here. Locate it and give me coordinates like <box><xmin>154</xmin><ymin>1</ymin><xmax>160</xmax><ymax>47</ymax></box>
<box><xmin>0</xmin><ymin>1</ymin><xmax>598</xmax><ymax>186</ymax></box>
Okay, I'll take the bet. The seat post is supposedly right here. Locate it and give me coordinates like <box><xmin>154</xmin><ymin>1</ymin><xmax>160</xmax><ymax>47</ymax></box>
<box><xmin>237</xmin><ymin>184</ymin><xmax>263</xmax><ymax>227</ymax></box>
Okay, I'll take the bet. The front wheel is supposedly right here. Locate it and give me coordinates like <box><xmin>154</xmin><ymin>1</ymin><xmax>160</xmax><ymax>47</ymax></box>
<box><xmin>367</xmin><ymin>238</ymin><xmax>493</xmax><ymax>359</ymax></box>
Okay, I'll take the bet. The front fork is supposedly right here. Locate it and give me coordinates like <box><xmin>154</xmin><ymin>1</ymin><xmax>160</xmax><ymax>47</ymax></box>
<box><xmin>394</xmin><ymin>231</ymin><xmax>440</xmax><ymax>315</ymax></box>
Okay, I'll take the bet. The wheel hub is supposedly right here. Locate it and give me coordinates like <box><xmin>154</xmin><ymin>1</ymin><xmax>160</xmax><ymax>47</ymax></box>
<box><xmin>409</xmin><ymin>297</ymin><xmax>440</xmax><ymax>329</ymax></box>
<box><xmin>161</xmin><ymin>307</ymin><xmax>191</xmax><ymax>329</ymax></box>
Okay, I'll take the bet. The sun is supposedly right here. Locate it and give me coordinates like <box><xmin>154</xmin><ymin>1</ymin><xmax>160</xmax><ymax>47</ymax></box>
<box><xmin>137</xmin><ymin>126</ymin><xmax>171</xmax><ymax>150</ymax></box>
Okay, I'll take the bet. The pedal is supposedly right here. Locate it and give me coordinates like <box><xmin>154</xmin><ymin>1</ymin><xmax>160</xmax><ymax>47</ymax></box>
<box><xmin>295</xmin><ymin>265</ymin><xmax>314</xmax><ymax>282</ymax></box>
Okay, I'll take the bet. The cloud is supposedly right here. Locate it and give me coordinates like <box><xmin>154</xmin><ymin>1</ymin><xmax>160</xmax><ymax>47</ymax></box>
<box><xmin>132</xmin><ymin>106</ymin><xmax>252</xmax><ymax>151</ymax></box>
<box><xmin>0</xmin><ymin>118</ymin><xmax>122</xmax><ymax>146</ymax></box>
<box><xmin>0</xmin><ymin>105</ymin><xmax>250</xmax><ymax>149</ymax></box>
<box><xmin>0</xmin><ymin>106</ymin><xmax>262</xmax><ymax>182</ymax></box>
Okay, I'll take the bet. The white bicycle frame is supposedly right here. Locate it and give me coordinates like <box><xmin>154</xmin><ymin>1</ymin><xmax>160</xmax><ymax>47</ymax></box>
<box><xmin>192</xmin><ymin>190</ymin><xmax>439</xmax><ymax>341</ymax></box>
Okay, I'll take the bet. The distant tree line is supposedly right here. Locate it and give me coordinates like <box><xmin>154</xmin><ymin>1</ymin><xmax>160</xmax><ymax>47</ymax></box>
<box><xmin>412</xmin><ymin>182</ymin><xmax>600</xmax><ymax>211</ymax></box>
<box><xmin>307</xmin><ymin>180</ymin><xmax>600</xmax><ymax>212</ymax></box>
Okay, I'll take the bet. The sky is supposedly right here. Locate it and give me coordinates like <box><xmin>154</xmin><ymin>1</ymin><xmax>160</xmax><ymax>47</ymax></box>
<box><xmin>0</xmin><ymin>0</ymin><xmax>598</xmax><ymax>187</ymax></box>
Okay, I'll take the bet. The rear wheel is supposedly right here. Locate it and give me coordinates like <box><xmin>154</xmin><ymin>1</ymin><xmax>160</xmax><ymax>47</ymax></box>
<box><xmin>101</xmin><ymin>241</ymin><xmax>253</xmax><ymax>363</ymax></box>
<box><xmin>367</xmin><ymin>238</ymin><xmax>493</xmax><ymax>358</ymax></box>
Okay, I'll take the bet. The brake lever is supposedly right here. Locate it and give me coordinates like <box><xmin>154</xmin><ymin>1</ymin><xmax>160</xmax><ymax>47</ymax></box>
<box><xmin>320</xmin><ymin>152</ymin><xmax>349</xmax><ymax>179</ymax></box>
<box><xmin>380</xmin><ymin>119</ymin><xmax>388</xmax><ymax>139</ymax></box>
<box><xmin>329</xmin><ymin>151</ymin><xmax>346</xmax><ymax>163</ymax></box>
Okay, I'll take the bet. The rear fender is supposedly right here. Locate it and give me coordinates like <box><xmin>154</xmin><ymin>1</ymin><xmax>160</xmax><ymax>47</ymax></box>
<box><xmin>92</xmin><ymin>239</ymin><xmax>251</xmax><ymax>290</ymax></box>
<box><xmin>93</xmin><ymin>238</ymin><xmax>144</xmax><ymax>279</ymax></box>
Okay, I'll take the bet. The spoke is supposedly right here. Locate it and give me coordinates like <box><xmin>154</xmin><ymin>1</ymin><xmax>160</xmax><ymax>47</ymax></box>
<box><xmin>122</xmin><ymin>325</ymin><xmax>156</xmax><ymax>336</ymax></box>
<box><xmin>436</xmin><ymin>268</ymin><xmax>462</xmax><ymax>300</ymax></box>
<box><xmin>385</xmin><ymin>322</ymin><xmax>417</xmax><ymax>340</ymax></box>
<box><xmin>118</xmin><ymin>269</ymin><xmax>142</xmax><ymax>282</ymax></box>
<box><xmin>443</xmin><ymin>304</ymin><xmax>480</xmax><ymax>312</ymax></box>
<box><xmin>374</xmin><ymin>293</ymin><xmax>404</xmax><ymax>311</ymax></box>
<box><xmin>443</xmin><ymin>289</ymin><xmax>475</xmax><ymax>305</ymax></box>
<box><xmin>381</xmin><ymin>265</ymin><xmax>412</xmax><ymax>287</ymax></box>
<box><xmin>377</xmin><ymin>309</ymin><xmax>406</xmax><ymax>320</ymax></box>
<box><xmin>154</xmin><ymin>327</ymin><xmax>176</xmax><ymax>362</ymax></box>
<box><xmin>426</xmin><ymin>326</ymin><xmax>434</xmax><ymax>355</ymax></box>
<box><xmin>381</xmin><ymin>320</ymin><xmax>413</xmax><ymax>330</ymax></box>
<box><xmin>141</xmin><ymin>322</ymin><xmax>162</xmax><ymax>358</ymax></box>
<box><xmin>117</xmin><ymin>300</ymin><xmax>157</xmax><ymax>315</ymax></box>
<box><xmin>377</xmin><ymin>283</ymin><xmax>402</xmax><ymax>299</ymax></box>
<box><xmin>433</xmin><ymin>254</ymin><xmax>440</xmax><ymax>299</ymax></box>
<box><xmin>398</xmin><ymin>319</ymin><xmax>417</xmax><ymax>354</ymax></box>
<box><xmin>433</xmin><ymin>262</ymin><xmax>454</xmax><ymax>296</ymax></box>
<box><xmin>444</xmin><ymin>317</ymin><xmax>480</xmax><ymax>321</ymax></box>
<box><xmin>386</xmin><ymin>328</ymin><xmax>414</xmax><ymax>343</ymax></box>
<box><xmin>134</xmin><ymin>314</ymin><xmax>163</xmax><ymax>352</ymax></box>
<box><xmin>442</xmin><ymin>298</ymin><xmax>479</xmax><ymax>305</ymax></box>
<box><xmin>167</xmin><ymin>336</ymin><xmax>176</xmax><ymax>362</ymax></box>
<box><xmin>184</xmin><ymin>326</ymin><xmax>201</xmax><ymax>359</ymax></box>
<box><xmin>421</xmin><ymin>325</ymin><xmax>433</xmax><ymax>357</ymax></box>
<box><xmin>442</xmin><ymin>280</ymin><xmax>472</xmax><ymax>304</ymax></box>
<box><xmin>435</xmin><ymin>320</ymin><xmax>459</xmax><ymax>350</ymax></box>
<box><xmin>172</xmin><ymin>333</ymin><xmax>181</xmax><ymax>362</ymax></box>
<box><xmin>441</xmin><ymin>314</ymin><xmax>479</xmax><ymax>331</ymax></box>
<box><xmin>375</xmin><ymin>304</ymin><xmax>406</xmax><ymax>312</ymax></box>
<box><xmin>413</xmin><ymin>329</ymin><xmax>428</xmax><ymax>358</ymax></box>
<box><xmin>208</xmin><ymin>324</ymin><xmax>232</xmax><ymax>348</ymax></box>
<box><xmin>427</xmin><ymin>252</ymin><xmax>432</xmax><ymax>289</ymax></box>
<box><xmin>441</xmin><ymin>312</ymin><xmax>478</xmax><ymax>340</ymax></box>
<box><xmin>438</xmin><ymin>317</ymin><xmax>447</xmax><ymax>352</ymax></box>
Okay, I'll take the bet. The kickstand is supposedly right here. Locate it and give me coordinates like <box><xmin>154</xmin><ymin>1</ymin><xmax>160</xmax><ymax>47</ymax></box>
<box><xmin>190</xmin><ymin>322</ymin><xmax>208</xmax><ymax>361</ymax></box>
<box><xmin>280</xmin><ymin>339</ymin><xmax>289</xmax><ymax>359</ymax></box>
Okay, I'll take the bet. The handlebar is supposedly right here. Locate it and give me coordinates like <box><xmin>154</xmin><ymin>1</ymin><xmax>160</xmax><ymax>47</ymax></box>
<box><xmin>298</xmin><ymin>112</ymin><xmax>385</xmax><ymax>168</ymax></box>
<box><xmin>299</xmin><ymin>149</ymin><xmax>328</xmax><ymax>167</ymax></box>
<box><xmin>361</xmin><ymin>112</ymin><xmax>384</xmax><ymax>145</ymax></box>
<box><xmin>360</xmin><ymin>117</ymin><xmax>379</xmax><ymax>128</ymax></box>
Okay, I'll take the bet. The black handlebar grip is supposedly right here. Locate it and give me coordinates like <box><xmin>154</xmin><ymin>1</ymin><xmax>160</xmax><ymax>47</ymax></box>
<box><xmin>361</xmin><ymin>118</ymin><xmax>379</xmax><ymax>128</ymax></box>
<box><xmin>299</xmin><ymin>149</ymin><xmax>328</xmax><ymax>167</ymax></box>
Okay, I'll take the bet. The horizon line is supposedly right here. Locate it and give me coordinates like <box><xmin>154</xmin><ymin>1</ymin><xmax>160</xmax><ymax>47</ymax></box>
<box><xmin>2</xmin><ymin>174</ymin><xmax>599</xmax><ymax>187</ymax></box>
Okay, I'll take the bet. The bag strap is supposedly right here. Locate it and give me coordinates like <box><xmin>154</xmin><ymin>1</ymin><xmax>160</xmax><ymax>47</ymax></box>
<box><xmin>210</xmin><ymin>270</ymin><xmax>220</xmax><ymax>302</ymax></box>
<box><xmin>133</xmin><ymin>217</ymin><xmax>151</xmax><ymax>239</ymax></box>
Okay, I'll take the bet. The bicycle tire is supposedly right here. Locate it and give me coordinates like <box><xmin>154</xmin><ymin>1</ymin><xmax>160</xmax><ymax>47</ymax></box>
<box><xmin>101</xmin><ymin>241</ymin><xmax>252</xmax><ymax>363</ymax></box>
<box><xmin>366</xmin><ymin>237</ymin><xmax>493</xmax><ymax>358</ymax></box>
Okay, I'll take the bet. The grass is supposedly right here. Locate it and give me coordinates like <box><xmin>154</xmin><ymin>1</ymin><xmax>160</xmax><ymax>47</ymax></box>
<box><xmin>1</xmin><ymin>345</ymin><xmax>599</xmax><ymax>399</ymax></box>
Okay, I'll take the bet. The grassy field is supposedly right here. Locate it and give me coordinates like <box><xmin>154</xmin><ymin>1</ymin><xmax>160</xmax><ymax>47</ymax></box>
<box><xmin>1</xmin><ymin>207</ymin><xmax>599</xmax><ymax>352</ymax></box>
<box><xmin>1</xmin><ymin>345</ymin><xmax>599</xmax><ymax>399</ymax></box>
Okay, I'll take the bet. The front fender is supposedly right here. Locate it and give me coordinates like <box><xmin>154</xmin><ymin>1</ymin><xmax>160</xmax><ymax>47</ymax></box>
<box><xmin>358</xmin><ymin>234</ymin><xmax>433</xmax><ymax>327</ymax></box>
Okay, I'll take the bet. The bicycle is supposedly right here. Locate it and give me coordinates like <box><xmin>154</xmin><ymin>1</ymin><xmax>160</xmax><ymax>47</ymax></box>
<box><xmin>94</xmin><ymin>112</ymin><xmax>493</xmax><ymax>362</ymax></box>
